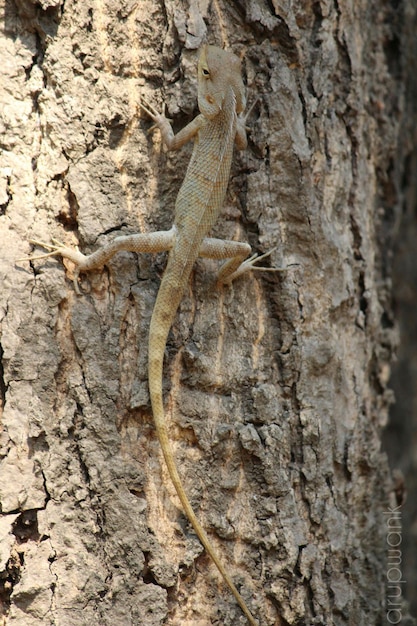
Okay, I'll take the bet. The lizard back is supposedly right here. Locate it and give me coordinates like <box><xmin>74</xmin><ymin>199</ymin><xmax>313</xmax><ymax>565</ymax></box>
<box><xmin>172</xmin><ymin>85</ymin><xmax>238</xmax><ymax>279</ymax></box>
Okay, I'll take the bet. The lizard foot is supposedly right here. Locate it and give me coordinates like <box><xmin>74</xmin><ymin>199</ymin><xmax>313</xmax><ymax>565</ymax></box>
<box><xmin>222</xmin><ymin>248</ymin><xmax>294</xmax><ymax>284</ymax></box>
<box><xmin>21</xmin><ymin>238</ymin><xmax>72</xmax><ymax>260</ymax></box>
<box><xmin>138</xmin><ymin>98</ymin><xmax>172</xmax><ymax>132</ymax></box>
<box><xmin>21</xmin><ymin>239</ymin><xmax>87</xmax><ymax>294</ymax></box>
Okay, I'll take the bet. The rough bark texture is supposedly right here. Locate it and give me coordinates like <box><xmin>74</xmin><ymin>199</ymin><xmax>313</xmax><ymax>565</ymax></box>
<box><xmin>0</xmin><ymin>0</ymin><xmax>415</xmax><ymax>625</ymax></box>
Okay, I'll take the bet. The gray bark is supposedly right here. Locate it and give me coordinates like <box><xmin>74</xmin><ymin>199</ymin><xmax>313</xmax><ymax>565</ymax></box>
<box><xmin>0</xmin><ymin>0</ymin><xmax>414</xmax><ymax>624</ymax></box>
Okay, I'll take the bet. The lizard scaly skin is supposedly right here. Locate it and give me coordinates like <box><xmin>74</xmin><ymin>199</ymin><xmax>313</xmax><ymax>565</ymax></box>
<box><xmin>23</xmin><ymin>45</ymin><xmax>278</xmax><ymax>625</ymax></box>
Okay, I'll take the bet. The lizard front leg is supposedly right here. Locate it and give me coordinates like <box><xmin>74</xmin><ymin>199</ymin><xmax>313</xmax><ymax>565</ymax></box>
<box><xmin>139</xmin><ymin>99</ymin><xmax>204</xmax><ymax>151</ymax></box>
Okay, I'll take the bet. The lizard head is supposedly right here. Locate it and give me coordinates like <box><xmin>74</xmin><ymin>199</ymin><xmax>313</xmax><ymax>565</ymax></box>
<box><xmin>197</xmin><ymin>45</ymin><xmax>246</xmax><ymax>118</ymax></box>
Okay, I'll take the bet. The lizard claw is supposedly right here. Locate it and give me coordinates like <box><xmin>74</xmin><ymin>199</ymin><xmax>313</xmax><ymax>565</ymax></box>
<box><xmin>139</xmin><ymin>98</ymin><xmax>172</xmax><ymax>123</ymax></box>
<box><xmin>138</xmin><ymin>97</ymin><xmax>160</xmax><ymax>121</ymax></box>
<box><xmin>223</xmin><ymin>248</ymin><xmax>295</xmax><ymax>284</ymax></box>
<box><xmin>17</xmin><ymin>238</ymin><xmax>67</xmax><ymax>261</ymax></box>
<box><xmin>242</xmin><ymin>247</ymin><xmax>287</xmax><ymax>273</ymax></box>
<box><xmin>242</xmin><ymin>97</ymin><xmax>260</xmax><ymax>128</ymax></box>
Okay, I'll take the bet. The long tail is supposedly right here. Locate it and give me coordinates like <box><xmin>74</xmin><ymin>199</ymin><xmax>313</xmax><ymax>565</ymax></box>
<box><xmin>148</xmin><ymin>269</ymin><xmax>258</xmax><ymax>626</ymax></box>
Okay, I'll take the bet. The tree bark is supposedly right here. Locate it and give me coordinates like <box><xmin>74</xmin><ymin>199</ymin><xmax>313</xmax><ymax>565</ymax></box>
<box><xmin>0</xmin><ymin>0</ymin><xmax>414</xmax><ymax>625</ymax></box>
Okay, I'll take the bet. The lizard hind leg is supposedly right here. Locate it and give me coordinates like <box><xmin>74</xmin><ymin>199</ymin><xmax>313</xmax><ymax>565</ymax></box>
<box><xmin>198</xmin><ymin>237</ymin><xmax>290</xmax><ymax>285</ymax></box>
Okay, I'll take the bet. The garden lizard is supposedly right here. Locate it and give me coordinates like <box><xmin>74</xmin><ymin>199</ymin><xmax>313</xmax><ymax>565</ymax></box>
<box><xmin>25</xmin><ymin>45</ymin><xmax>279</xmax><ymax>625</ymax></box>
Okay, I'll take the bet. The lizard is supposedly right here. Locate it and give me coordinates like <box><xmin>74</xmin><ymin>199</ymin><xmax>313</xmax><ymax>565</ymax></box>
<box><xmin>24</xmin><ymin>45</ymin><xmax>280</xmax><ymax>625</ymax></box>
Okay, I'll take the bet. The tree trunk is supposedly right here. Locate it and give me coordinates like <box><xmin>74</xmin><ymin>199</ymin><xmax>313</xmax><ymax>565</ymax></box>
<box><xmin>1</xmin><ymin>1</ymin><xmax>414</xmax><ymax>624</ymax></box>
